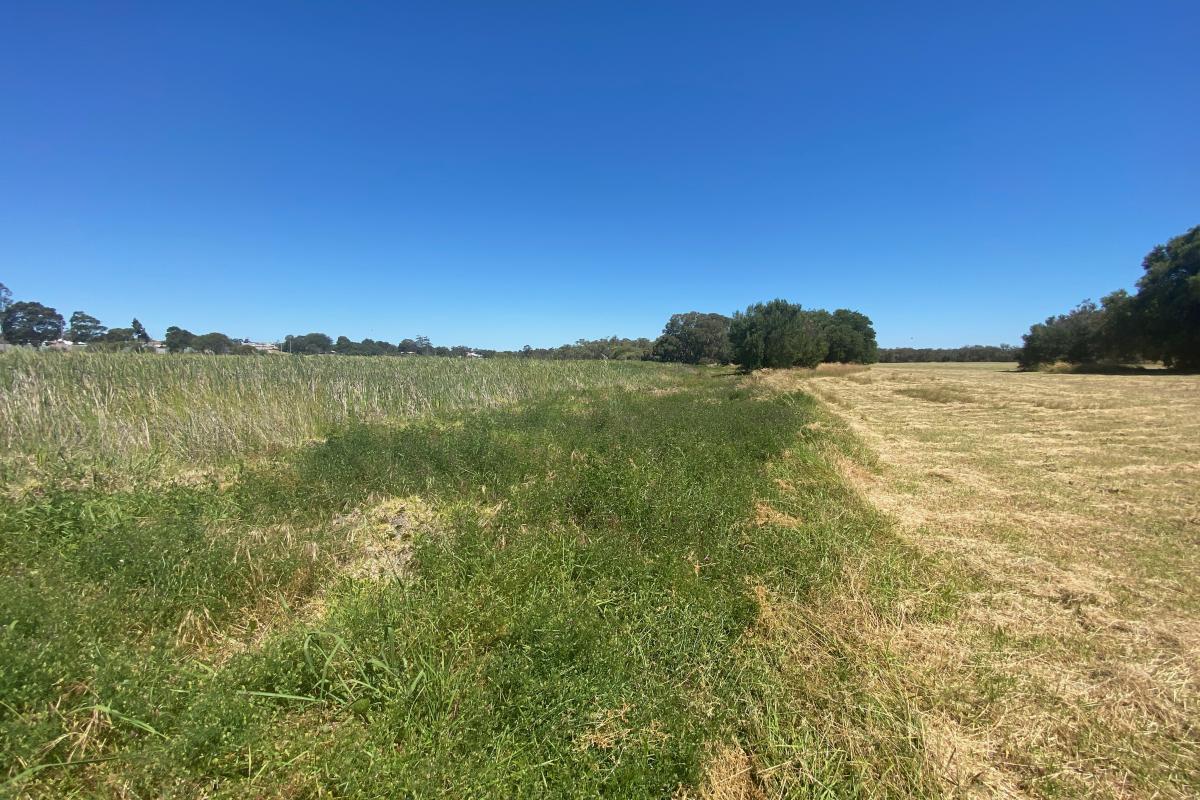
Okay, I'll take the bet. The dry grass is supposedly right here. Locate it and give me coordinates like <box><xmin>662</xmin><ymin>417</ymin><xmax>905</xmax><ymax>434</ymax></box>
<box><xmin>0</xmin><ymin>350</ymin><xmax>680</xmax><ymax>490</ymax></box>
<box><xmin>800</xmin><ymin>362</ymin><xmax>1200</xmax><ymax>798</ymax></box>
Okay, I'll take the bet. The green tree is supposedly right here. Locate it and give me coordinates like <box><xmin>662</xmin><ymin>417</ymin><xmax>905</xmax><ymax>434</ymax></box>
<box><xmin>67</xmin><ymin>311</ymin><xmax>107</xmax><ymax>343</ymax></box>
<box><xmin>1094</xmin><ymin>290</ymin><xmax>1141</xmax><ymax>363</ymax></box>
<box><xmin>191</xmin><ymin>332</ymin><xmax>237</xmax><ymax>354</ymax></box>
<box><xmin>1131</xmin><ymin>224</ymin><xmax>1200</xmax><ymax>369</ymax></box>
<box><xmin>728</xmin><ymin>299</ymin><xmax>828</xmax><ymax>370</ymax></box>
<box><xmin>164</xmin><ymin>326</ymin><xmax>196</xmax><ymax>353</ymax></box>
<box><xmin>283</xmin><ymin>333</ymin><xmax>333</xmax><ymax>355</ymax></box>
<box><xmin>2</xmin><ymin>301</ymin><xmax>65</xmax><ymax>346</ymax></box>
<box><xmin>651</xmin><ymin>312</ymin><xmax>731</xmax><ymax>364</ymax></box>
<box><xmin>102</xmin><ymin>327</ymin><xmax>136</xmax><ymax>343</ymax></box>
<box><xmin>131</xmin><ymin>318</ymin><xmax>151</xmax><ymax>343</ymax></box>
<box><xmin>819</xmin><ymin>309</ymin><xmax>879</xmax><ymax>363</ymax></box>
<box><xmin>0</xmin><ymin>282</ymin><xmax>11</xmax><ymax>313</ymax></box>
<box><xmin>1018</xmin><ymin>301</ymin><xmax>1104</xmax><ymax>368</ymax></box>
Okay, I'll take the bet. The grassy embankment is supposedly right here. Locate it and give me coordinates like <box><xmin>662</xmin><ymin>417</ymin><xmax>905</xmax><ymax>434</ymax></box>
<box><xmin>1</xmin><ymin>353</ymin><xmax>936</xmax><ymax>798</ymax></box>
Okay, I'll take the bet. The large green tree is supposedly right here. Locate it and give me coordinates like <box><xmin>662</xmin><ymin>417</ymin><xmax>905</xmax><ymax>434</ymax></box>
<box><xmin>283</xmin><ymin>332</ymin><xmax>333</xmax><ymax>355</ymax></box>
<box><xmin>2</xmin><ymin>301</ymin><xmax>65</xmax><ymax>346</ymax></box>
<box><xmin>67</xmin><ymin>311</ymin><xmax>107</xmax><ymax>343</ymax></box>
<box><xmin>191</xmin><ymin>332</ymin><xmax>237</xmax><ymax>354</ymax></box>
<box><xmin>811</xmin><ymin>309</ymin><xmax>879</xmax><ymax>363</ymax></box>
<box><xmin>650</xmin><ymin>312</ymin><xmax>731</xmax><ymax>364</ymax></box>
<box><xmin>1132</xmin><ymin>224</ymin><xmax>1200</xmax><ymax>369</ymax></box>
<box><xmin>164</xmin><ymin>326</ymin><xmax>197</xmax><ymax>352</ymax></box>
<box><xmin>1017</xmin><ymin>224</ymin><xmax>1200</xmax><ymax>369</ymax></box>
<box><xmin>0</xmin><ymin>283</ymin><xmax>11</xmax><ymax>313</ymax></box>
<box><xmin>131</xmin><ymin>318</ymin><xmax>151</xmax><ymax>344</ymax></box>
<box><xmin>1018</xmin><ymin>301</ymin><xmax>1104</xmax><ymax>368</ymax></box>
<box><xmin>728</xmin><ymin>299</ymin><xmax>828</xmax><ymax>370</ymax></box>
<box><xmin>101</xmin><ymin>327</ymin><xmax>136</xmax><ymax>343</ymax></box>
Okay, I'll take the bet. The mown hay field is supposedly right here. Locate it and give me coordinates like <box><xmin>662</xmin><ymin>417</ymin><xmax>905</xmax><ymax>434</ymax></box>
<box><xmin>804</xmin><ymin>362</ymin><xmax>1200</xmax><ymax>798</ymax></box>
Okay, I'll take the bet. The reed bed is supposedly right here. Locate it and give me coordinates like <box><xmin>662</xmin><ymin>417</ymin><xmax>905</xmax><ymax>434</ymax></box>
<box><xmin>0</xmin><ymin>351</ymin><xmax>679</xmax><ymax>487</ymax></box>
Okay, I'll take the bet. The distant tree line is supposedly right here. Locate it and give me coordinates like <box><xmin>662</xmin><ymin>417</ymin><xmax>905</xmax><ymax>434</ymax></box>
<box><xmin>502</xmin><ymin>303</ymin><xmax>879</xmax><ymax>369</ymax></box>
<box><xmin>506</xmin><ymin>337</ymin><xmax>654</xmax><ymax>361</ymax></box>
<box><xmin>0</xmin><ymin>290</ymin><xmax>166</xmax><ymax>351</ymax></box>
<box><xmin>281</xmin><ymin>333</ymin><xmax>497</xmax><ymax>358</ymax></box>
<box><xmin>1017</xmin><ymin>224</ymin><xmax>1199</xmax><ymax>370</ymax></box>
<box><xmin>0</xmin><ymin>284</ymin><xmax>881</xmax><ymax>369</ymax></box>
<box><xmin>878</xmin><ymin>344</ymin><xmax>1017</xmax><ymax>363</ymax></box>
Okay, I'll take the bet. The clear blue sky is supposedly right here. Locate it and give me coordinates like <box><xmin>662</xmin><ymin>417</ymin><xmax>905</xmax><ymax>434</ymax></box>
<box><xmin>2</xmin><ymin>1</ymin><xmax>1196</xmax><ymax>349</ymax></box>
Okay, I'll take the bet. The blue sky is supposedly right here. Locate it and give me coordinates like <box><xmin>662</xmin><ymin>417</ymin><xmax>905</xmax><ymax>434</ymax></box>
<box><xmin>2</xmin><ymin>1</ymin><xmax>1197</xmax><ymax>349</ymax></box>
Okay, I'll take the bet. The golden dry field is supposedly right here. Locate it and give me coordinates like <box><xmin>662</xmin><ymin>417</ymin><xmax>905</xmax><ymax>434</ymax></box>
<box><xmin>800</xmin><ymin>362</ymin><xmax>1200</xmax><ymax>798</ymax></box>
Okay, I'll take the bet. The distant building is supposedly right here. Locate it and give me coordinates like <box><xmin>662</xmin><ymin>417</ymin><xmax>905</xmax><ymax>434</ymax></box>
<box><xmin>240</xmin><ymin>339</ymin><xmax>280</xmax><ymax>353</ymax></box>
<box><xmin>466</xmin><ymin>351</ymin><xmax>483</xmax><ymax>359</ymax></box>
<box><xmin>45</xmin><ymin>339</ymin><xmax>87</xmax><ymax>351</ymax></box>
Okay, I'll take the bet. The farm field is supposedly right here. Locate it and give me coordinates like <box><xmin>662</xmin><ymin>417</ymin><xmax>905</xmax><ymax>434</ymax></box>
<box><xmin>2</xmin><ymin>354</ymin><xmax>1197</xmax><ymax>798</ymax></box>
<box><xmin>803</xmin><ymin>362</ymin><xmax>1200</xmax><ymax>798</ymax></box>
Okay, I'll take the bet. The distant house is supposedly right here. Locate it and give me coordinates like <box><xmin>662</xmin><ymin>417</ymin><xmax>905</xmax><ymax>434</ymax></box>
<box><xmin>240</xmin><ymin>339</ymin><xmax>280</xmax><ymax>353</ymax></box>
<box><xmin>466</xmin><ymin>351</ymin><xmax>483</xmax><ymax>359</ymax></box>
<box><xmin>45</xmin><ymin>339</ymin><xmax>87</xmax><ymax>352</ymax></box>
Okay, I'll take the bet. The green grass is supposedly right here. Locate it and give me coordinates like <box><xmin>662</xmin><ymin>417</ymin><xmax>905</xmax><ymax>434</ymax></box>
<box><xmin>1</xmin><ymin>356</ymin><xmax>932</xmax><ymax>797</ymax></box>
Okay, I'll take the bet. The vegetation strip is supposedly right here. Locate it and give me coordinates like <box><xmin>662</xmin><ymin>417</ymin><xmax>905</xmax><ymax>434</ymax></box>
<box><xmin>1</xmin><ymin>364</ymin><xmax>930</xmax><ymax>797</ymax></box>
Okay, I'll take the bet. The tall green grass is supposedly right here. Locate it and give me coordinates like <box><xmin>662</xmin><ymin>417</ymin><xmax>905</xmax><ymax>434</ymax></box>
<box><xmin>0</xmin><ymin>357</ymin><xmax>936</xmax><ymax>800</ymax></box>
<box><xmin>1</xmin><ymin>359</ymin><xmax>933</xmax><ymax>797</ymax></box>
<box><xmin>0</xmin><ymin>351</ymin><xmax>680</xmax><ymax>487</ymax></box>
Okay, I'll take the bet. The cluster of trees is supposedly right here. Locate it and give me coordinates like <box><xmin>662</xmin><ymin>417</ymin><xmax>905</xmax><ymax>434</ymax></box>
<box><xmin>0</xmin><ymin>286</ymin><xmax>266</xmax><ymax>355</ymax></box>
<box><xmin>281</xmin><ymin>335</ymin><xmax>658</xmax><ymax>361</ymax></box>
<box><xmin>1018</xmin><ymin>225</ymin><xmax>1200</xmax><ymax>370</ymax></box>
<box><xmin>510</xmin><ymin>337</ymin><xmax>653</xmax><ymax>361</ymax></box>
<box><xmin>878</xmin><ymin>345</ymin><xmax>1018</xmax><ymax>363</ymax></box>
<box><xmin>1</xmin><ymin>283</ymin><xmax>879</xmax><ymax>369</ymax></box>
<box><xmin>1</xmin><ymin>294</ymin><xmax>66</xmax><ymax>347</ymax></box>
<box><xmin>281</xmin><ymin>333</ymin><xmax>496</xmax><ymax>357</ymax></box>
<box><xmin>0</xmin><ymin>287</ymin><xmax>161</xmax><ymax>350</ymax></box>
<box><xmin>164</xmin><ymin>327</ymin><xmax>262</xmax><ymax>355</ymax></box>
<box><xmin>505</xmin><ymin>304</ymin><xmax>879</xmax><ymax>369</ymax></box>
<box><xmin>725</xmin><ymin>302</ymin><xmax>878</xmax><ymax>369</ymax></box>
<box><xmin>649</xmin><ymin>313</ymin><xmax>731</xmax><ymax>363</ymax></box>
<box><xmin>79</xmin><ymin>317</ymin><xmax>157</xmax><ymax>350</ymax></box>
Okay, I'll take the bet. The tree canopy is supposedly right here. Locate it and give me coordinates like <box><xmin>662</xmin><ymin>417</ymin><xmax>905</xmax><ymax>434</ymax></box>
<box><xmin>131</xmin><ymin>318</ymin><xmax>151</xmax><ymax>344</ymax></box>
<box><xmin>283</xmin><ymin>333</ymin><xmax>335</xmax><ymax>355</ymax></box>
<box><xmin>878</xmin><ymin>344</ymin><xmax>1017</xmax><ymax>363</ymax></box>
<box><xmin>1133</xmin><ymin>225</ymin><xmax>1200</xmax><ymax>368</ymax></box>
<box><xmin>728</xmin><ymin>300</ymin><xmax>829</xmax><ymax>370</ymax></box>
<box><xmin>67</xmin><ymin>312</ymin><xmax>107</xmax><ymax>343</ymax></box>
<box><xmin>1018</xmin><ymin>224</ymin><xmax>1200</xmax><ymax>369</ymax></box>
<box><xmin>2</xmin><ymin>301</ymin><xmax>64</xmax><ymax>346</ymax></box>
<box><xmin>817</xmin><ymin>309</ymin><xmax>878</xmax><ymax>364</ymax></box>
<box><xmin>650</xmin><ymin>312</ymin><xmax>731</xmax><ymax>364</ymax></box>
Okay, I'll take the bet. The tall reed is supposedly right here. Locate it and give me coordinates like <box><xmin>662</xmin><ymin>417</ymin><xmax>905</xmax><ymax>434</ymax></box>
<box><xmin>0</xmin><ymin>351</ymin><xmax>680</xmax><ymax>486</ymax></box>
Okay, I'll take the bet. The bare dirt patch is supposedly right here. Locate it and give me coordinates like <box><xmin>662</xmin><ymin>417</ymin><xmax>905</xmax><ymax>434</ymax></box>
<box><xmin>334</xmin><ymin>495</ymin><xmax>442</xmax><ymax>580</ymax></box>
